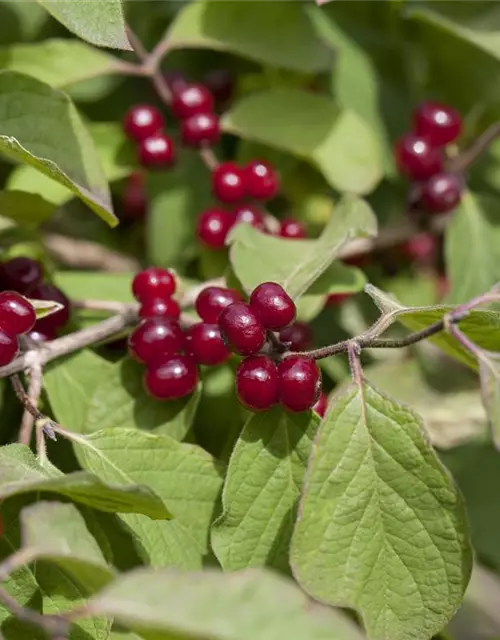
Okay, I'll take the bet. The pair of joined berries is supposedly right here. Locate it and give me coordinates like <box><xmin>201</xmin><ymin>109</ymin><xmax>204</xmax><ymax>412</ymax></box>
<box><xmin>216</xmin><ymin>282</ymin><xmax>321</xmax><ymax>413</ymax></box>
<box><xmin>0</xmin><ymin>257</ymin><xmax>71</xmax><ymax>342</ymax></box>
<box><xmin>0</xmin><ymin>291</ymin><xmax>36</xmax><ymax>366</ymax></box>
<box><xmin>395</xmin><ymin>101</ymin><xmax>463</xmax><ymax>214</ymax></box>
<box><xmin>123</xmin><ymin>82</ymin><xmax>219</xmax><ymax>168</ymax></box>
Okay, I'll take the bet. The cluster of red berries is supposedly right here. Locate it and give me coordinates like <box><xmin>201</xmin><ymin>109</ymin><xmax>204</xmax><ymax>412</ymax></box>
<box><xmin>0</xmin><ymin>291</ymin><xmax>36</xmax><ymax>366</ymax></box>
<box><xmin>0</xmin><ymin>257</ymin><xmax>71</xmax><ymax>342</ymax></box>
<box><xmin>129</xmin><ymin>271</ymin><xmax>324</xmax><ymax>414</ymax></box>
<box><xmin>395</xmin><ymin>101</ymin><xmax>463</xmax><ymax>214</ymax></box>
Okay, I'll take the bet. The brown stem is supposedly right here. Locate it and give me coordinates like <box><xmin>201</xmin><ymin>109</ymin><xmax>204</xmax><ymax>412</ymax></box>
<box><xmin>17</xmin><ymin>363</ymin><xmax>43</xmax><ymax>446</ymax></box>
<box><xmin>447</xmin><ymin>122</ymin><xmax>500</xmax><ymax>174</ymax></box>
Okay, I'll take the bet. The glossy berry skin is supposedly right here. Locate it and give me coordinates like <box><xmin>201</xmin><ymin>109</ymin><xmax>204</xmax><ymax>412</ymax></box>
<box><xmin>132</xmin><ymin>268</ymin><xmax>176</xmax><ymax>303</ymax></box>
<box><xmin>139</xmin><ymin>297</ymin><xmax>180</xmax><ymax>320</ymax></box>
<box><xmin>421</xmin><ymin>172</ymin><xmax>462</xmax><ymax>214</ymax></box>
<box><xmin>123</xmin><ymin>105</ymin><xmax>164</xmax><ymax>143</ymax></box>
<box><xmin>122</xmin><ymin>172</ymin><xmax>147</xmax><ymax>220</ymax></box>
<box><xmin>128</xmin><ymin>317</ymin><xmax>184</xmax><ymax>364</ymax></box>
<box><xmin>212</xmin><ymin>163</ymin><xmax>246</xmax><ymax>203</ymax></box>
<box><xmin>138</xmin><ymin>134</ymin><xmax>175</xmax><ymax>169</ymax></box>
<box><xmin>402</xmin><ymin>233</ymin><xmax>437</xmax><ymax>262</ymax></box>
<box><xmin>0</xmin><ymin>329</ymin><xmax>18</xmax><ymax>366</ymax></box>
<box><xmin>245</xmin><ymin>161</ymin><xmax>279</xmax><ymax>200</ymax></box>
<box><xmin>144</xmin><ymin>355</ymin><xmax>198</xmax><ymax>400</ymax></box>
<box><xmin>195</xmin><ymin>286</ymin><xmax>242</xmax><ymax>323</ymax></box>
<box><xmin>28</xmin><ymin>283</ymin><xmax>71</xmax><ymax>333</ymax></box>
<box><xmin>279</xmin><ymin>322</ymin><xmax>313</xmax><ymax>352</ymax></box>
<box><xmin>249</xmin><ymin>282</ymin><xmax>296</xmax><ymax>331</ymax></box>
<box><xmin>218</xmin><ymin>302</ymin><xmax>266</xmax><ymax>356</ymax></box>
<box><xmin>0</xmin><ymin>291</ymin><xmax>36</xmax><ymax>335</ymax></box>
<box><xmin>236</xmin><ymin>355</ymin><xmax>279</xmax><ymax>412</ymax></box>
<box><xmin>232</xmin><ymin>205</ymin><xmax>266</xmax><ymax>231</ymax></box>
<box><xmin>171</xmin><ymin>83</ymin><xmax>214</xmax><ymax>119</ymax></box>
<box><xmin>312</xmin><ymin>392</ymin><xmax>328</xmax><ymax>418</ymax></box>
<box><xmin>414</xmin><ymin>101</ymin><xmax>462</xmax><ymax>147</ymax></box>
<box><xmin>184</xmin><ymin>322</ymin><xmax>230</xmax><ymax>366</ymax></box>
<box><xmin>196</xmin><ymin>208</ymin><xmax>234</xmax><ymax>250</ymax></box>
<box><xmin>279</xmin><ymin>219</ymin><xmax>306</xmax><ymax>239</ymax></box>
<box><xmin>0</xmin><ymin>257</ymin><xmax>43</xmax><ymax>293</ymax></box>
<box><xmin>278</xmin><ymin>356</ymin><xmax>321</xmax><ymax>413</ymax></box>
<box><xmin>395</xmin><ymin>134</ymin><xmax>443</xmax><ymax>180</ymax></box>
<box><xmin>181</xmin><ymin>113</ymin><xmax>220</xmax><ymax>148</ymax></box>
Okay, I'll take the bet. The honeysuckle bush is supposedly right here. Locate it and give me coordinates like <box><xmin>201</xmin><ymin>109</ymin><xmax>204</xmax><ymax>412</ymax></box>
<box><xmin>2</xmin><ymin>2</ymin><xmax>500</xmax><ymax>640</ymax></box>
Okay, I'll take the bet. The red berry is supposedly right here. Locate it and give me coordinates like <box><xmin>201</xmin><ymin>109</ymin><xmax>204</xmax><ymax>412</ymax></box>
<box><xmin>0</xmin><ymin>257</ymin><xmax>43</xmax><ymax>293</ymax></box>
<box><xmin>203</xmin><ymin>69</ymin><xmax>234</xmax><ymax>107</ymax></box>
<box><xmin>278</xmin><ymin>356</ymin><xmax>321</xmax><ymax>412</ymax></box>
<box><xmin>196</xmin><ymin>208</ymin><xmax>234</xmax><ymax>250</ymax></box>
<box><xmin>327</xmin><ymin>293</ymin><xmax>351</xmax><ymax>306</ymax></box>
<box><xmin>212</xmin><ymin>163</ymin><xmax>246</xmax><ymax>203</ymax></box>
<box><xmin>171</xmin><ymin>83</ymin><xmax>214</xmax><ymax>120</ymax></box>
<box><xmin>232</xmin><ymin>205</ymin><xmax>266</xmax><ymax>231</ymax></box>
<box><xmin>218</xmin><ymin>302</ymin><xmax>266</xmax><ymax>356</ymax></box>
<box><xmin>28</xmin><ymin>284</ymin><xmax>71</xmax><ymax>333</ymax></box>
<box><xmin>421</xmin><ymin>173</ymin><xmax>462</xmax><ymax>214</ymax></box>
<box><xmin>132</xmin><ymin>268</ymin><xmax>176</xmax><ymax>303</ymax></box>
<box><xmin>128</xmin><ymin>317</ymin><xmax>184</xmax><ymax>364</ymax></box>
<box><xmin>245</xmin><ymin>161</ymin><xmax>279</xmax><ymax>200</ymax></box>
<box><xmin>139</xmin><ymin>297</ymin><xmax>180</xmax><ymax>320</ymax></box>
<box><xmin>0</xmin><ymin>291</ymin><xmax>36</xmax><ymax>335</ymax></box>
<box><xmin>312</xmin><ymin>392</ymin><xmax>328</xmax><ymax>418</ymax></box>
<box><xmin>138</xmin><ymin>134</ymin><xmax>175</xmax><ymax>169</ymax></box>
<box><xmin>195</xmin><ymin>286</ymin><xmax>242</xmax><ymax>323</ymax></box>
<box><xmin>402</xmin><ymin>233</ymin><xmax>437</xmax><ymax>262</ymax></box>
<box><xmin>0</xmin><ymin>329</ymin><xmax>18</xmax><ymax>366</ymax></box>
<box><xmin>249</xmin><ymin>282</ymin><xmax>296</xmax><ymax>331</ymax></box>
<box><xmin>279</xmin><ymin>322</ymin><xmax>313</xmax><ymax>351</ymax></box>
<box><xmin>184</xmin><ymin>322</ymin><xmax>230</xmax><ymax>366</ymax></box>
<box><xmin>123</xmin><ymin>105</ymin><xmax>164</xmax><ymax>142</ymax></box>
<box><xmin>144</xmin><ymin>355</ymin><xmax>198</xmax><ymax>400</ymax></box>
<box><xmin>414</xmin><ymin>101</ymin><xmax>462</xmax><ymax>147</ymax></box>
<box><xmin>122</xmin><ymin>172</ymin><xmax>147</xmax><ymax>220</ymax></box>
<box><xmin>279</xmin><ymin>219</ymin><xmax>307</xmax><ymax>239</ymax></box>
<box><xmin>181</xmin><ymin>113</ymin><xmax>220</xmax><ymax>148</ymax></box>
<box><xmin>235</xmin><ymin>355</ymin><xmax>279</xmax><ymax>411</ymax></box>
<box><xmin>395</xmin><ymin>134</ymin><xmax>443</xmax><ymax>180</ymax></box>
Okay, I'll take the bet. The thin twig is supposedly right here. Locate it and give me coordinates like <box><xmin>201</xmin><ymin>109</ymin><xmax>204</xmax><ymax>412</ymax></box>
<box><xmin>447</xmin><ymin>121</ymin><xmax>500</xmax><ymax>174</ymax></box>
<box><xmin>18</xmin><ymin>363</ymin><xmax>43</xmax><ymax>447</ymax></box>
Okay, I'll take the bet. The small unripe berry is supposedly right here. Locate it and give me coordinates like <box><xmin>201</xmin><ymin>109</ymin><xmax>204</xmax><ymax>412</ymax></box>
<box><xmin>144</xmin><ymin>355</ymin><xmax>198</xmax><ymax>400</ymax></box>
<box><xmin>236</xmin><ymin>355</ymin><xmax>279</xmax><ymax>411</ymax></box>
<box><xmin>195</xmin><ymin>286</ymin><xmax>242</xmax><ymax>323</ymax></box>
<box><xmin>218</xmin><ymin>302</ymin><xmax>266</xmax><ymax>356</ymax></box>
<box><xmin>132</xmin><ymin>268</ymin><xmax>176</xmax><ymax>303</ymax></box>
<box><xmin>184</xmin><ymin>322</ymin><xmax>230</xmax><ymax>366</ymax></box>
<box><xmin>128</xmin><ymin>317</ymin><xmax>184</xmax><ymax>364</ymax></box>
<box><xmin>123</xmin><ymin>105</ymin><xmax>164</xmax><ymax>142</ymax></box>
<box><xmin>278</xmin><ymin>356</ymin><xmax>321</xmax><ymax>412</ymax></box>
<box><xmin>138</xmin><ymin>134</ymin><xmax>175</xmax><ymax>169</ymax></box>
<box><xmin>249</xmin><ymin>282</ymin><xmax>296</xmax><ymax>331</ymax></box>
<box><xmin>0</xmin><ymin>291</ymin><xmax>36</xmax><ymax>335</ymax></box>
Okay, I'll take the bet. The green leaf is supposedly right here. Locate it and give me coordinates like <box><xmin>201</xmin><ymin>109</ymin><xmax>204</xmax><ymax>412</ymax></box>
<box><xmin>83</xmin><ymin>359</ymin><xmax>201</xmax><ymax>442</ymax></box>
<box><xmin>167</xmin><ymin>1</ymin><xmax>330</xmax><ymax>73</ymax></box>
<box><xmin>86</xmin><ymin>567</ymin><xmax>364</xmax><ymax>640</ymax></box>
<box><xmin>0</xmin><ymin>71</ymin><xmax>115</xmax><ymax>225</ymax></box>
<box><xmin>212</xmin><ymin>408</ymin><xmax>318</xmax><ymax>572</ymax></box>
<box><xmin>445</xmin><ymin>192</ymin><xmax>500</xmax><ymax>303</ymax></box>
<box><xmin>0</xmin><ymin>39</ymin><xmax>124</xmax><ymax>89</ymax></box>
<box><xmin>0</xmin><ymin>190</ymin><xmax>55</xmax><ymax>227</ymax></box>
<box><xmin>479</xmin><ymin>353</ymin><xmax>500</xmax><ymax>448</ymax></box>
<box><xmin>229</xmin><ymin>195</ymin><xmax>375</xmax><ymax>299</ymax></box>
<box><xmin>28</xmin><ymin>297</ymin><xmax>64</xmax><ymax>320</ymax></box>
<box><xmin>20</xmin><ymin>502</ymin><xmax>114</xmax><ymax>591</ymax></box>
<box><xmin>0</xmin><ymin>444</ymin><xmax>171</xmax><ymax>518</ymax></box>
<box><xmin>222</xmin><ymin>90</ymin><xmax>382</xmax><ymax>194</ymax></box>
<box><xmin>44</xmin><ymin>350</ymin><xmax>113</xmax><ymax>434</ymax></box>
<box><xmin>72</xmin><ymin>427</ymin><xmax>223</xmax><ymax>554</ymax></box>
<box><xmin>54</xmin><ymin>271</ymin><xmax>135</xmax><ymax>304</ymax></box>
<box><xmin>365</xmin><ymin>284</ymin><xmax>500</xmax><ymax>370</ymax></box>
<box><xmin>291</xmin><ymin>381</ymin><xmax>472</xmax><ymax>640</ymax></box>
<box><xmin>38</xmin><ymin>0</ymin><xmax>131</xmax><ymax>51</ymax></box>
